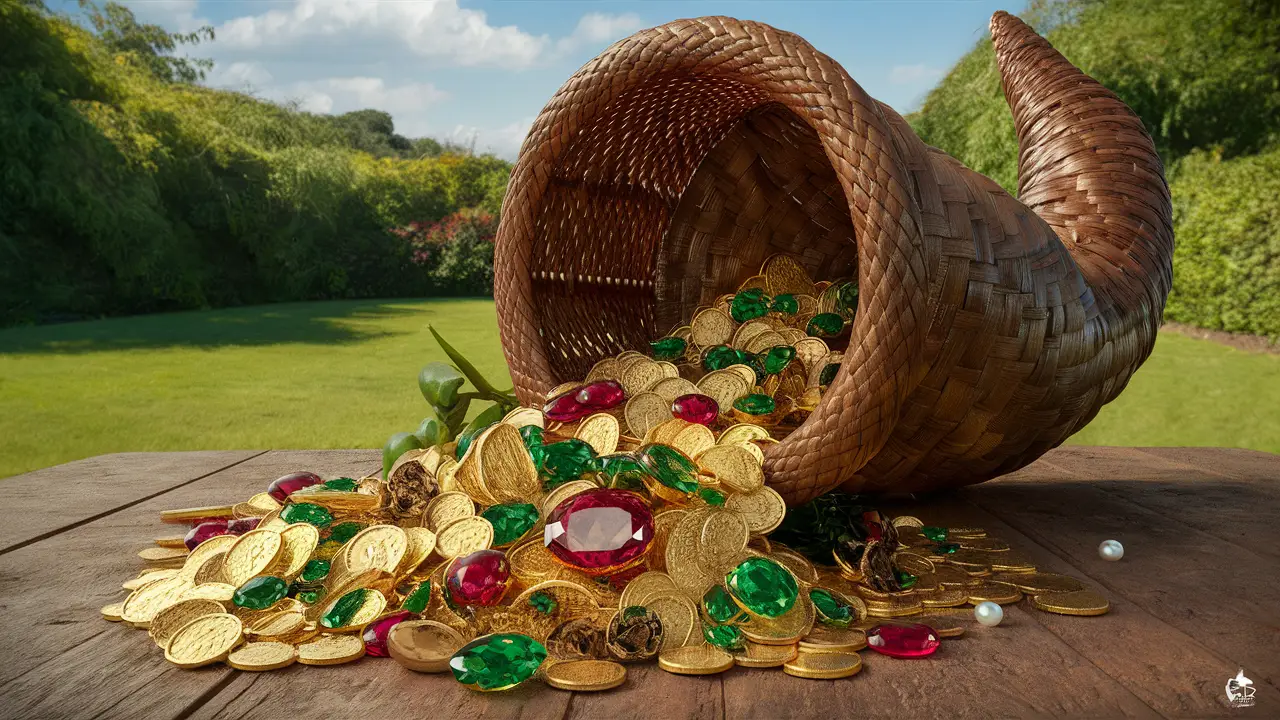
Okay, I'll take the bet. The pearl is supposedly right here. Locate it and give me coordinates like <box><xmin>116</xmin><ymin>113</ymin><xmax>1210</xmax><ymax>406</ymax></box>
<box><xmin>1098</xmin><ymin>539</ymin><xmax>1124</xmax><ymax>561</ymax></box>
<box><xmin>974</xmin><ymin>601</ymin><xmax>1003</xmax><ymax>627</ymax></box>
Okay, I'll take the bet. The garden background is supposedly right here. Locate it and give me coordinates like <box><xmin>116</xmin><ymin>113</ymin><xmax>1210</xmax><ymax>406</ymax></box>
<box><xmin>1</xmin><ymin>0</ymin><xmax>1277</xmax><ymax>478</ymax></box>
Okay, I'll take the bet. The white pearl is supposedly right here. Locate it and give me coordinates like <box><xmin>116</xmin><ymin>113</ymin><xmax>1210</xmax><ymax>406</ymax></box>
<box><xmin>974</xmin><ymin>601</ymin><xmax>1003</xmax><ymax>627</ymax></box>
<box><xmin>1098</xmin><ymin>539</ymin><xmax>1124</xmax><ymax>561</ymax></box>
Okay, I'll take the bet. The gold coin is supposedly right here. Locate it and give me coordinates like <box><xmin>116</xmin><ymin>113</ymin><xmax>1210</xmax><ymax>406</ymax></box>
<box><xmin>154</xmin><ymin>536</ymin><xmax>187</xmax><ymax>549</ymax></box>
<box><xmin>435</xmin><ymin>458</ymin><xmax>460</xmax><ymax>494</ymax></box>
<box><xmin>919</xmin><ymin>565</ymin><xmax>972</xmax><ymax>587</ymax></box>
<box><xmin>665</xmin><ymin>508</ymin><xmax>715</xmax><ymax>595</ymax></box>
<box><xmin>731</xmin><ymin>320</ymin><xmax>773</xmax><ymax>350</ymax></box>
<box><xmin>452</xmin><ymin>436</ymin><xmax>501</xmax><ymax>507</ymax></box>
<box><xmin>619</xmin><ymin>571</ymin><xmax>679</xmax><ymax>610</ymax></box>
<box><xmin>696</xmin><ymin>371</ymin><xmax>750</xmax><ymax>412</ymax></box>
<box><xmin>800</xmin><ymin>626</ymin><xmax>867</xmax><ymax>652</ymax></box>
<box><xmin>424</xmin><ymin>492</ymin><xmax>475</xmax><ymax>532</ymax></box>
<box><xmin>326</xmin><ymin>589</ymin><xmax>388</xmax><ymax>631</ymax></box>
<box><xmin>783</xmin><ymin>649</ymin><xmax>862</xmax><ymax>680</ymax></box>
<box><xmin>996</xmin><ymin>572</ymin><xmax>1085</xmax><ymax>594</ymax></box>
<box><xmin>647</xmin><ymin>508</ymin><xmax>687</xmax><ymax>572</ymax></box>
<box><xmin>507</xmin><ymin>540</ymin><xmax>559</xmax><ymax>582</ymax></box>
<box><xmin>948</xmin><ymin>526</ymin><xmax>987</xmax><ymax>538</ymax></box>
<box><xmin>101</xmin><ymin>602</ymin><xmax>124</xmax><ymax>622</ymax></box>
<box><xmin>792</xmin><ymin>338</ymin><xmax>830</xmax><ymax>371</ymax></box>
<box><xmin>502</xmin><ymin>406</ymin><xmax>545</xmax><ymax>430</ymax></box>
<box><xmin>164</xmin><ymin>613</ymin><xmax>243</xmax><ymax>668</ymax></box>
<box><xmin>864</xmin><ymin>595</ymin><xmax>924</xmax><ymax>618</ymax></box>
<box><xmin>435</xmin><ymin>516</ymin><xmax>495</xmax><ymax>559</ymax></box>
<box><xmin>540</xmin><ymin>479</ymin><xmax>598</xmax><ymax>518</ymax></box>
<box><xmin>988</xmin><ymin>554</ymin><xmax>1036</xmax><ymax>572</ymax></box>
<box><xmin>621</xmin><ymin>357</ymin><xmax>667</xmax><ymax>397</ymax></box>
<box><xmin>699</xmin><ymin>510</ymin><xmax>750</xmax><ymax>575</ymax></box>
<box><xmin>221</xmin><ymin>529</ymin><xmax>284</xmax><ymax>587</ymax></box>
<box><xmin>397</xmin><ymin>527</ymin><xmax>438</xmax><ymax>575</ymax></box>
<box><xmin>722</xmin><ymin>364</ymin><xmax>759</xmax><ymax>389</ymax></box>
<box><xmin>741</xmin><ymin>594</ymin><xmax>816</xmax><ymax>645</ymax></box>
<box><xmin>768</xmin><ymin>546</ymin><xmax>819</xmax><ymax>585</ymax></box>
<box><xmin>624</xmin><ymin>391</ymin><xmax>671</xmax><ymax>438</ymax></box>
<box><xmin>159</xmin><ymin>505</ymin><xmax>235</xmax><ymax>524</ymax></box>
<box><xmin>733</xmin><ymin>641</ymin><xmax>798</xmax><ymax>668</ymax></box>
<box><xmin>724</xmin><ymin>487</ymin><xmax>786</xmax><ymax>535</ymax></box>
<box><xmin>178</xmin><ymin>582</ymin><xmax>236</xmax><ymax>603</ymax></box>
<box><xmin>120</xmin><ymin>574</ymin><xmax>195</xmax><ymax>627</ymax></box>
<box><xmin>743</xmin><ymin>331</ymin><xmax>788</xmax><ymax>355</ymax></box>
<box><xmin>242</xmin><ymin>610</ymin><xmax>307</xmax><ymax>640</ymax></box>
<box><xmin>1031</xmin><ymin>589</ymin><xmax>1110</xmax><ymax>616</ymax></box>
<box><xmin>737</xmin><ymin>442</ymin><xmax>765</xmax><ymax>464</ymax></box>
<box><xmin>891</xmin><ymin>515</ymin><xmax>924</xmax><ymax>529</ymax></box>
<box><xmin>585</xmin><ymin>357</ymin><xmax>621</xmax><ymax>384</ymax></box>
<box><xmin>510</xmin><ymin>580</ymin><xmax>600</xmax><ymax>625</ymax></box>
<box><xmin>650</xmin><ymin>377</ymin><xmax>699</xmax><ymax>404</ymax></box>
<box><xmin>918</xmin><ymin>615</ymin><xmax>967</xmax><ymax>638</ymax></box>
<box><xmin>655</xmin><ymin>360</ymin><xmax>680</xmax><ymax>379</ymax></box>
<box><xmin>959</xmin><ymin>537</ymin><xmax>1011</xmax><ymax>552</ymax></box>
<box><xmin>137</xmin><ymin>546</ymin><xmax>188</xmax><ymax>566</ymax></box>
<box><xmin>690</xmin><ymin>308</ymin><xmax>735</xmax><ymax>348</ymax></box>
<box><xmin>244</xmin><ymin>492</ymin><xmax>282</xmax><ymax>513</ymax></box>
<box><xmin>644</xmin><ymin>417</ymin><xmax>690</xmax><ymax>446</ymax></box>
<box><xmin>917</xmin><ymin>588</ymin><xmax>970</xmax><ymax>608</ymax></box>
<box><xmin>478</xmin><ymin>423</ymin><xmax>542</xmax><ymax>503</ymax></box>
<box><xmin>297</xmin><ymin>633</ymin><xmax>367</xmax><ymax>665</ymax></box>
<box><xmin>387</xmin><ymin>620</ymin><xmax>465</xmax><ymax>672</ymax></box>
<box><xmin>967</xmin><ymin>581</ymin><xmax>1023</xmax><ymax>605</ymax></box>
<box><xmin>270</xmin><ymin>523</ymin><xmax>320</xmax><ymax>580</ymax></box>
<box><xmin>696</xmin><ymin>444</ymin><xmax>764</xmax><ymax>494</ymax></box>
<box><xmin>149</xmin><ymin>598</ymin><xmax>226</xmax><ymax>648</ymax></box>
<box><xmin>545</xmin><ymin>659</ymin><xmax>627</xmax><ymax>691</ymax></box>
<box><xmin>762</xmin><ymin>253</ymin><xmax>815</xmax><ymax>297</ymax></box>
<box><xmin>643</xmin><ymin>593</ymin><xmax>698</xmax><ymax>651</ymax></box>
<box><xmin>658</xmin><ymin>644</ymin><xmax>735</xmax><ymax>675</ymax></box>
<box><xmin>226</xmin><ymin>641</ymin><xmax>297</xmax><ymax>671</ymax></box>
<box><xmin>179</xmin><ymin>533</ymin><xmax>237</xmax><ymax>581</ymax></box>
<box><xmin>894</xmin><ymin>552</ymin><xmax>936</xmax><ymax>577</ymax></box>
<box><xmin>123</xmin><ymin>568</ymin><xmax>178</xmax><ymax>591</ymax></box>
<box><xmin>671</xmin><ymin>424</ymin><xmax>716</xmax><ymax>459</ymax></box>
<box><xmin>345</xmin><ymin>525</ymin><xmax>409</xmax><ymax>575</ymax></box>
<box><xmin>576</xmin><ymin>413</ymin><xmax>621</xmax><ymax>456</ymax></box>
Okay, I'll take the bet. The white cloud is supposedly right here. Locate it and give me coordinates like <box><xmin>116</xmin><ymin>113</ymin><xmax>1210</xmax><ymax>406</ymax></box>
<box><xmin>888</xmin><ymin>64</ymin><xmax>944</xmax><ymax>86</ymax></box>
<box><xmin>273</xmin><ymin>77</ymin><xmax>448</xmax><ymax>136</ymax></box>
<box><xmin>121</xmin><ymin>0</ymin><xmax>210</xmax><ymax>33</ymax></box>
<box><xmin>207</xmin><ymin>61</ymin><xmax>273</xmax><ymax>90</ymax></box>
<box><xmin>444</xmin><ymin>117</ymin><xmax>534</xmax><ymax>160</ymax></box>
<box><xmin>556</xmin><ymin>12</ymin><xmax>644</xmax><ymax>54</ymax></box>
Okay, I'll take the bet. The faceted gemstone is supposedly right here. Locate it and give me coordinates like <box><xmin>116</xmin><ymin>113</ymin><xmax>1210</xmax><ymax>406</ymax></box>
<box><xmin>280</xmin><ymin>502</ymin><xmax>333</xmax><ymax>529</ymax></box>
<box><xmin>596</xmin><ymin>454</ymin><xmax>649</xmax><ymax>491</ymax></box>
<box><xmin>575</xmin><ymin>380</ymin><xmax>626</xmax><ymax>410</ymax></box>
<box><xmin>539</xmin><ymin>439</ymin><xmax>597</xmax><ymax>488</ymax></box>
<box><xmin>703</xmin><ymin>345</ymin><xmax>750</xmax><ymax>371</ymax></box>
<box><xmin>299</xmin><ymin>559</ymin><xmax>330</xmax><ymax>583</ymax></box>
<box><xmin>363</xmin><ymin>611</ymin><xmax>413</xmax><ymax>657</ymax></box>
<box><xmin>233</xmin><ymin>576</ymin><xmax>288</xmax><ymax>610</ymax></box>
<box><xmin>401</xmin><ymin>581</ymin><xmax>432</xmax><ymax>614</ymax></box>
<box><xmin>725</xmin><ymin>557</ymin><xmax>799</xmax><ymax>618</ymax></box>
<box><xmin>449</xmin><ymin>633</ymin><xmax>548</xmax><ymax>691</ymax></box>
<box><xmin>810</xmin><ymin>588</ymin><xmax>853</xmax><ymax>627</ymax></box>
<box><xmin>703</xmin><ymin>622</ymin><xmax>746</xmax><ymax>651</ymax></box>
<box><xmin>327</xmin><ymin>521</ymin><xmax>364</xmax><ymax>544</ymax></box>
<box><xmin>650</xmin><ymin>336</ymin><xmax>688</xmax><ymax>360</ymax></box>
<box><xmin>184</xmin><ymin>521</ymin><xmax>229</xmax><ymax>551</ymax></box>
<box><xmin>528</xmin><ymin>591</ymin><xmax>557</xmax><ymax>615</ymax></box>
<box><xmin>932</xmin><ymin>543</ymin><xmax>960</xmax><ymax>555</ymax></box>
<box><xmin>702</xmin><ymin>586</ymin><xmax>739</xmax><ymax>623</ymax></box>
<box><xmin>456</xmin><ymin>421</ymin><xmax>496</xmax><ymax>460</ymax></box>
<box><xmin>544</xmin><ymin>489</ymin><xmax>654</xmax><ymax>574</ymax></box>
<box><xmin>226</xmin><ymin>517</ymin><xmax>261</xmax><ymax>535</ymax></box>
<box><xmin>733</xmin><ymin>394</ymin><xmax>777</xmax><ymax>416</ymax></box>
<box><xmin>759</xmin><ymin>345</ymin><xmax>797</xmax><ymax>375</ymax></box>
<box><xmin>807</xmin><ymin>313</ymin><xmax>845</xmax><ymax>337</ymax></box>
<box><xmin>672</xmin><ymin>393</ymin><xmax>719</xmax><ymax>425</ymax></box>
<box><xmin>895</xmin><ymin>570</ymin><xmax>918</xmax><ymax>590</ymax></box>
<box><xmin>819</xmin><ymin>363</ymin><xmax>841</xmax><ymax>387</ymax></box>
<box><xmin>730</xmin><ymin>289</ymin><xmax>771</xmax><ymax>323</ymax></box>
<box><xmin>296</xmin><ymin>590</ymin><xmax>320</xmax><ymax>605</ymax></box>
<box><xmin>921</xmin><ymin>526</ymin><xmax>948</xmax><ymax>542</ymax></box>
<box><xmin>266</xmin><ymin>471</ymin><xmax>323</xmax><ymax>503</ymax></box>
<box><xmin>836</xmin><ymin>282</ymin><xmax>860</xmax><ymax>317</ymax></box>
<box><xmin>446</xmin><ymin>550</ymin><xmax>511</xmax><ymax>607</ymax></box>
<box><xmin>323</xmin><ymin>476</ymin><xmax>359</xmax><ymax>492</ymax></box>
<box><xmin>482</xmin><ymin>503</ymin><xmax>540</xmax><ymax>546</ymax></box>
<box><xmin>866</xmin><ymin>623</ymin><xmax>940</xmax><ymax>658</ymax></box>
<box><xmin>321</xmin><ymin>589</ymin><xmax>368</xmax><ymax>629</ymax></box>
<box><xmin>543</xmin><ymin>389</ymin><xmax>590</xmax><ymax>423</ymax></box>
<box><xmin>636</xmin><ymin>444</ymin><xmax>699</xmax><ymax>494</ymax></box>
<box><xmin>698</xmin><ymin>488</ymin><xmax>727</xmax><ymax>507</ymax></box>
<box><xmin>770</xmin><ymin>294</ymin><xmax>798</xmax><ymax>315</ymax></box>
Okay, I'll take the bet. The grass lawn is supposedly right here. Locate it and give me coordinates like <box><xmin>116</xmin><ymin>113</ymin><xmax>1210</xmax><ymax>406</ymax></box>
<box><xmin>1</xmin><ymin>299</ymin><xmax>1276</xmax><ymax>479</ymax></box>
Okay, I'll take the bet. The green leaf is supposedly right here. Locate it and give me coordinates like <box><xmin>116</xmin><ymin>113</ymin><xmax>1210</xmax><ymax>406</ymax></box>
<box><xmin>429</xmin><ymin>325</ymin><xmax>505</xmax><ymax>399</ymax></box>
<box><xmin>454</xmin><ymin>402</ymin><xmax>507</xmax><ymax>460</ymax></box>
<box><xmin>418</xmin><ymin>362</ymin><xmax>466</xmax><ymax>409</ymax></box>
<box><xmin>413</xmin><ymin>410</ymin><xmax>448</xmax><ymax>447</ymax></box>
<box><xmin>382</xmin><ymin>432</ymin><xmax>424</xmax><ymax>480</ymax></box>
<box><xmin>443</xmin><ymin>395</ymin><xmax>473</xmax><ymax>434</ymax></box>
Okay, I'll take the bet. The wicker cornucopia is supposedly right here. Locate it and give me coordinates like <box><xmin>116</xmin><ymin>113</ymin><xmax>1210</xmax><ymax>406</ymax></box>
<box><xmin>493</xmin><ymin>12</ymin><xmax>1174</xmax><ymax>505</ymax></box>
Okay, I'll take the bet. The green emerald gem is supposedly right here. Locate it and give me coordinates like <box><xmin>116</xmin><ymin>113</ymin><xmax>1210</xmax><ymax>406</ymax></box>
<box><xmin>896</xmin><ymin>570</ymin><xmax>917</xmax><ymax>590</ymax></box>
<box><xmin>402</xmin><ymin>581</ymin><xmax>432</xmax><ymax>614</ymax></box>
<box><xmin>702</xmin><ymin>586</ymin><xmax>739</xmax><ymax>623</ymax></box>
<box><xmin>637</xmin><ymin>444</ymin><xmax>699</xmax><ymax>494</ymax></box>
<box><xmin>725</xmin><ymin>557</ymin><xmax>799</xmax><ymax>618</ymax></box>
<box><xmin>327</xmin><ymin>521</ymin><xmax>365</xmax><ymax>544</ymax></box>
<box><xmin>733</xmin><ymin>394</ymin><xmax>776</xmax><ymax>416</ymax></box>
<box><xmin>539</xmin><ymin>439</ymin><xmax>597</xmax><ymax>488</ymax></box>
<box><xmin>296</xmin><ymin>590</ymin><xmax>320</xmax><ymax>605</ymax></box>
<box><xmin>703</xmin><ymin>622</ymin><xmax>745</xmax><ymax>651</ymax></box>
<box><xmin>456</xmin><ymin>421</ymin><xmax>496</xmax><ymax>460</ymax></box>
<box><xmin>232</xmin><ymin>576</ymin><xmax>288</xmax><ymax>610</ymax></box>
<box><xmin>810</xmin><ymin>588</ymin><xmax>853</xmax><ymax>627</ymax></box>
<box><xmin>323</xmin><ymin>477</ymin><xmax>359</xmax><ymax>492</ymax></box>
<box><xmin>651</xmin><ymin>336</ymin><xmax>688</xmax><ymax>360</ymax></box>
<box><xmin>703</xmin><ymin>345</ymin><xmax>750</xmax><ymax>371</ymax></box>
<box><xmin>807</xmin><ymin>312</ymin><xmax>845</xmax><ymax>337</ymax></box>
<box><xmin>770</xmin><ymin>294</ymin><xmax>798</xmax><ymax>314</ymax></box>
<box><xmin>932</xmin><ymin>543</ymin><xmax>960</xmax><ymax>555</ymax></box>
<box><xmin>320</xmin><ymin>588</ymin><xmax>368</xmax><ymax>628</ymax></box>
<box><xmin>922</xmin><ymin>526</ymin><xmax>948</xmax><ymax>542</ymax></box>
<box><xmin>528</xmin><ymin>591</ymin><xmax>557</xmax><ymax>615</ymax></box>
<box><xmin>300</xmin><ymin>559</ymin><xmax>330</xmax><ymax>582</ymax></box>
<box><xmin>449</xmin><ymin>633</ymin><xmax>548</xmax><ymax>691</ymax></box>
<box><xmin>836</xmin><ymin>282</ymin><xmax>859</xmax><ymax>317</ymax></box>
<box><xmin>730</xmin><ymin>290</ymin><xmax>771</xmax><ymax>323</ymax></box>
<box><xmin>819</xmin><ymin>363</ymin><xmax>841</xmax><ymax>386</ymax></box>
<box><xmin>622</xmin><ymin>605</ymin><xmax>649</xmax><ymax>621</ymax></box>
<box><xmin>597</xmin><ymin>453</ymin><xmax>649</xmax><ymax>490</ymax></box>
<box><xmin>759</xmin><ymin>345</ymin><xmax>797</xmax><ymax>374</ymax></box>
<box><xmin>482</xmin><ymin>503</ymin><xmax>540</xmax><ymax>545</ymax></box>
<box><xmin>698</xmin><ymin>488</ymin><xmax>726</xmax><ymax>507</ymax></box>
<box><xmin>280</xmin><ymin>502</ymin><xmax>333</xmax><ymax>528</ymax></box>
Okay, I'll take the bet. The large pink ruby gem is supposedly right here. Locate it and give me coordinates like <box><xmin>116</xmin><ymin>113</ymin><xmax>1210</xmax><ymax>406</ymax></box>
<box><xmin>227</xmin><ymin>517</ymin><xmax>261</xmax><ymax>535</ymax></box>
<box><xmin>866</xmin><ymin>623</ymin><xmax>940</xmax><ymax>658</ymax></box>
<box><xmin>576</xmin><ymin>380</ymin><xmax>626</xmax><ymax>410</ymax></box>
<box><xmin>184</xmin><ymin>520</ymin><xmax>229</xmax><ymax>550</ymax></box>
<box><xmin>362</xmin><ymin>611</ymin><xmax>413</xmax><ymax>657</ymax></box>
<box><xmin>544</xmin><ymin>489</ymin><xmax>653</xmax><ymax>575</ymax></box>
<box><xmin>543</xmin><ymin>389</ymin><xmax>591</xmax><ymax>423</ymax></box>
<box><xmin>266</xmin><ymin>471</ymin><xmax>323</xmax><ymax>503</ymax></box>
<box><xmin>672</xmin><ymin>393</ymin><xmax>719</xmax><ymax>425</ymax></box>
<box><xmin>446</xmin><ymin>550</ymin><xmax>511</xmax><ymax>607</ymax></box>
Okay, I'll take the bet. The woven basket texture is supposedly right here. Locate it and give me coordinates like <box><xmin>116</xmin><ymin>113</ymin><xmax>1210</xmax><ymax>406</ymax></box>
<box><xmin>493</xmin><ymin>12</ymin><xmax>1174</xmax><ymax>505</ymax></box>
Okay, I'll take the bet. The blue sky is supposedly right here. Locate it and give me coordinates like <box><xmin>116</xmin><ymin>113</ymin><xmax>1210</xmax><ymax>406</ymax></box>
<box><xmin>59</xmin><ymin>0</ymin><xmax>1027</xmax><ymax>158</ymax></box>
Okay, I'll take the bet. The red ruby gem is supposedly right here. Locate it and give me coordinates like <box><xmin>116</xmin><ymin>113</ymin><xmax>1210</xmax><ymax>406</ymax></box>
<box><xmin>543</xmin><ymin>389</ymin><xmax>592</xmax><ymax>423</ymax></box>
<box><xmin>184</xmin><ymin>521</ymin><xmax>230</xmax><ymax>551</ymax></box>
<box><xmin>575</xmin><ymin>380</ymin><xmax>626</xmax><ymax>410</ymax></box>
<box><xmin>446</xmin><ymin>550</ymin><xmax>511</xmax><ymax>607</ymax></box>
<box><xmin>866</xmin><ymin>623</ymin><xmax>941</xmax><ymax>658</ymax></box>
<box><xmin>227</xmin><ymin>517</ymin><xmax>261</xmax><ymax>535</ymax></box>
<box><xmin>544</xmin><ymin>489</ymin><xmax>653</xmax><ymax>575</ymax></box>
<box><xmin>267</xmin><ymin>471</ymin><xmax>323</xmax><ymax>503</ymax></box>
<box><xmin>671</xmin><ymin>393</ymin><xmax>719</xmax><ymax>425</ymax></box>
<box><xmin>362</xmin><ymin>611</ymin><xmax>413</xmax><ymax>657</ymax></box>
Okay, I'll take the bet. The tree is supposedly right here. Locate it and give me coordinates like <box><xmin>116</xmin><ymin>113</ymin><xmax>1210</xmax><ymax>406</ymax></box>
<box><xmin>80</xmin><ymin>0</ymin><xmax>214</xmax><ymax>84</ymax></box>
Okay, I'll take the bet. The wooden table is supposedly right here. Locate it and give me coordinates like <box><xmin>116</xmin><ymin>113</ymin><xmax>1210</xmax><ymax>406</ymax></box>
<box><xmin>1</xmin><ymin>446</ymin><xmax>1276</xmax><ymax>719</ymax></box>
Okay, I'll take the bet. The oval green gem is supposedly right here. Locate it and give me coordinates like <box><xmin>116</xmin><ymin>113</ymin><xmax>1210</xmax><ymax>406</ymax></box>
<box><xmin>703</xmin><ymin>622</ymin><xmax>745</xmax><ymax>651</ymax></box>
<box><xmin>702</xmin><ymin>585</ymin><xmax>739</xmax><ymax>623</ymax></box>
<box><xmin>232</xmin><ymin>576</ymin><xmax>288</xmax><ymax>610</ymax></box>
<box><xmin>770</xmin><ymin>294</ymin><xmax>798</xmax><ymax>314</ymax></box>
<box><xmin>637</xmin><ymin>444</ymin><xmax>699</xmax><ymax>494</ymax></box>
<box><xmin>703</xmin><ymin>345</ymin><xmax>750</xmax><ymax>371</ymax></box>
<box><xmin>539</xmin><ymin>439</ymin><xmax>597</xmax><ymax>488</ymax></box>
<box><xmin>922</xmin><ymin>526</ymin><xmax>948</xmax><ymax>542</ymax></box>
<box><xmin>300</xmin><ymin>559</ymin><xmax>330</xmax><ymax>583</ymax></box>
<box><xmin>482</xmin><ymin>503</ymin><xmax>540</xmax><ymax>546</ymax></box>
<box><xmin>758</xmin><ymin>345</ymin><xmax>797</xmax><ymax>375</ymax></box>
<box><xmin>528</xmin><ymin>591</ymin><xmax>557</xmax><ymax>615</ymax></box>
<box><xmin>698</xmin><ymin>488</ymin><xmax>726</xmax><ymax>507</ymax></box>
<box><xmin>320</xmin><ymin>588</ymin><xmax>368</xmax><ymax>628</ymax></box>
<box><xmin>733</xmin><ymin>394</ymin><xmax>776</xmax><ymax>416</ymax></box>
<box><xmin>327</xmin><ymin>521</ymin><xmax>364</xmax><ymax>544</ymax></box>
<box><xmin>280</xmin><ymin>502</ymin><xmax>333</xmax><ymax>529</ymax></box>
<box><xmin>807</xmin><ymin>312</ymin><xmax>845</xmax><ymax>337</ymax></box>
<box><xmin>597</xmin><ymin>453</ymin><xmax>649</xmax><ymax>491</ymax></box>
<box><xmin>650</xmin><ymin>336</ymin><xmax>688</xmax><ymax>360</ymax></box>
<box><xmin>296</xmin><ymin>590</ymin><xmax>320</xmax><ymax>605</ymax></box>
<box><xmin>449</xmin><ymin>633</ymin><xmax>548</xmax><ymax>690</ymax></box>
<box><xmin>401</xmin><ymin>580</ymin><xmax>432</xmax><ymax>614</ymax></box>
<box><xmin>819</xmin><ymin>362</ymin><xmax>841</xmax><ymax>386</ymax></box>
<box><xmin>323</xmin><ymin>476</ymin><xmax>359</xmax><ymax>492</ymax></box>
<box><xmin>810</xmin><ymin>588</ymin><xmax>853</xmax><ymax>627</ymax></box>
<box><xmin>730</xmin><ymin>290</ymin><xmax>771</xmax><ymax>323</ymax></box>
<box><xmin>725</xmin><ymin>557</ymin><xmax>799</xmax><ymax>618</ymax></box>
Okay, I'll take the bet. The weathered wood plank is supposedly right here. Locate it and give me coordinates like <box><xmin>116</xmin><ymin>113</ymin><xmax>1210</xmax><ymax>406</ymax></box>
<box><xmin>0</xmin><ymin>450</ymin><xmax>377</xmax><ymax>720</ymax></box>
<box><xmin>1132</xmin><ymin>447</ymin><xmax>1280</xmax><ymax>482</ymax></box>
<box><xmin>0</xmin><ymin>450</ymin><xmax>263</xmax><ymax>553</ymax></box>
